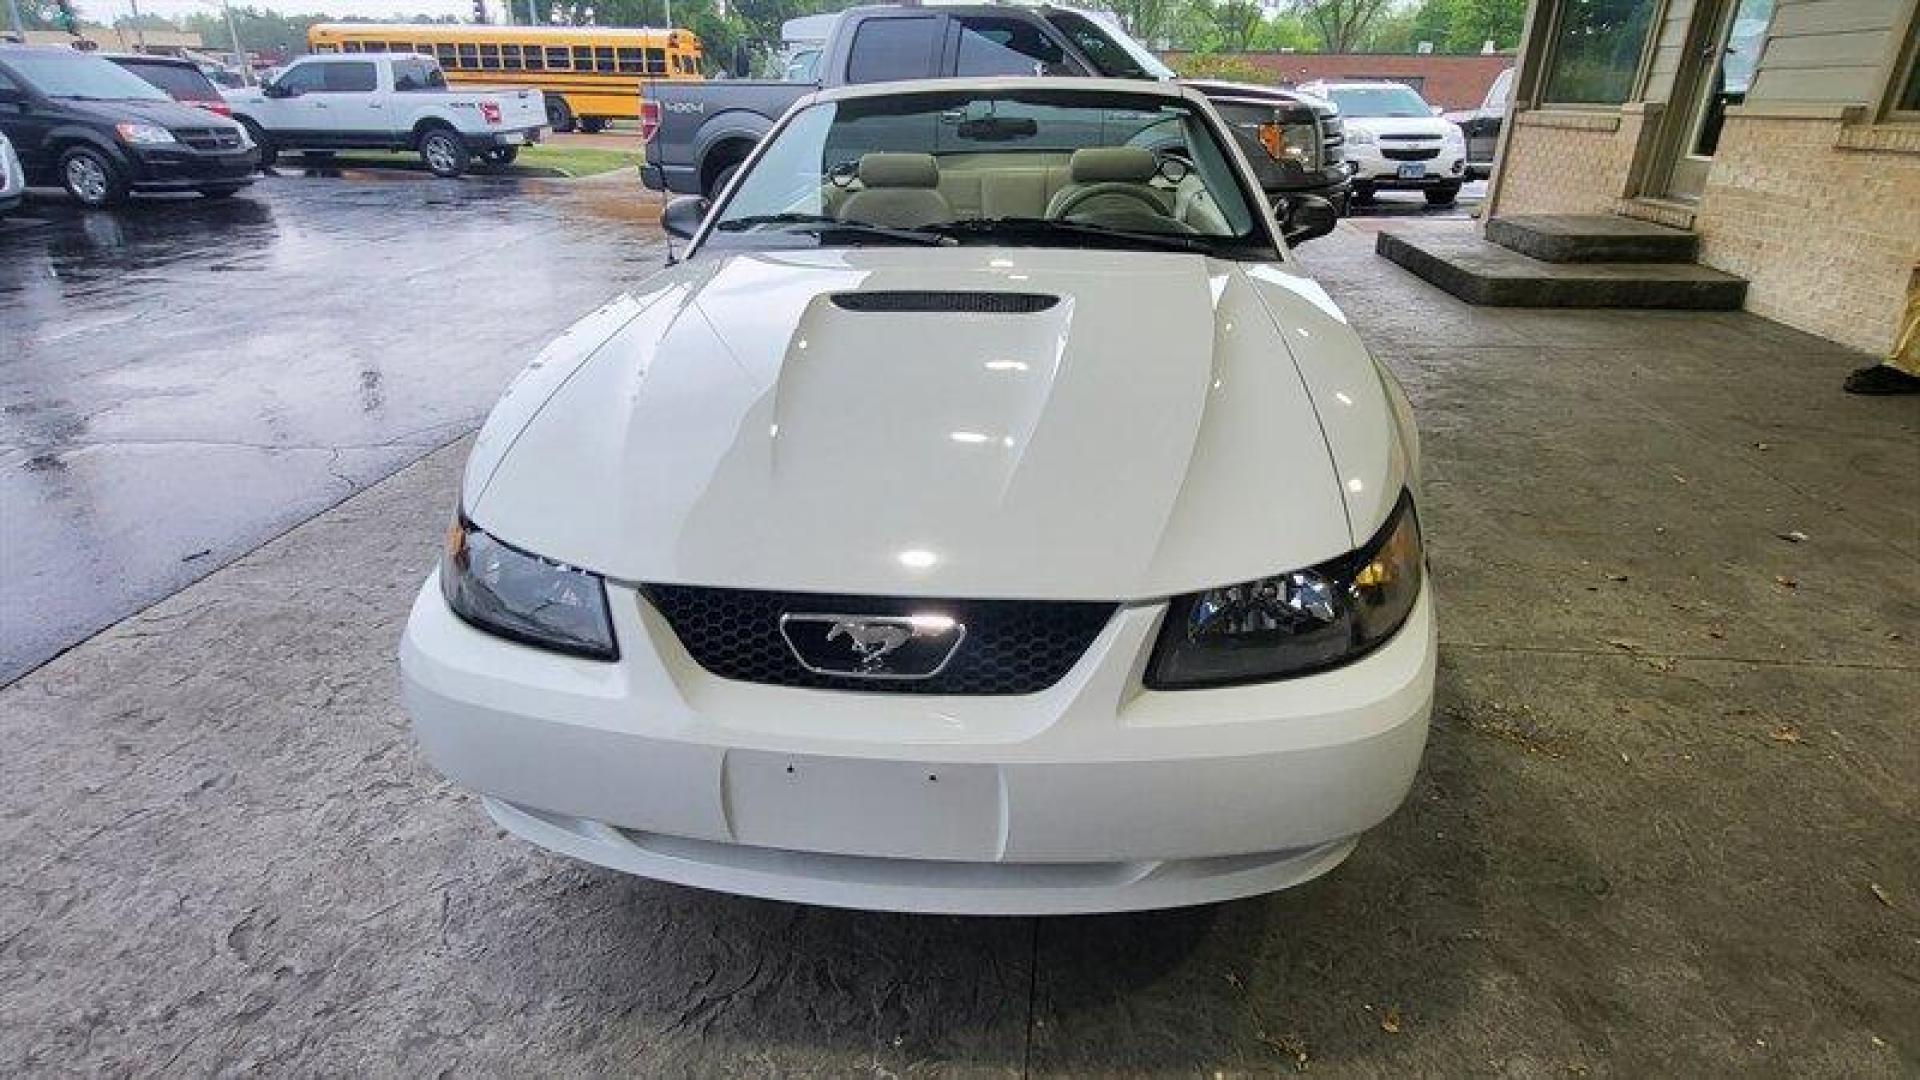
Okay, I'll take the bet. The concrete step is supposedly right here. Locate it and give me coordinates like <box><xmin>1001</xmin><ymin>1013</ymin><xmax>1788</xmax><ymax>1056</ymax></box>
<box><xmin>1486</xmin><ymin>214</ymin><xmax>1699</xmax><ymax>263</ymax></box>
<box><xmin>1376</xmin><ymin>229</ymin><xmax>1747</xmax><ymax>310</ymax></box>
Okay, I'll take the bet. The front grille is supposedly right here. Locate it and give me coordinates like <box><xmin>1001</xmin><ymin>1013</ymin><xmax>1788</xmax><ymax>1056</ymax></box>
<box><xmin>1382</xmin><ymin>148</ymin><xmax>1440</xmax><ymax>161</ymax></box>
<box><xmin>832</xmin><ymin>291</ymin><xmax>1058</xmax><ymax>314</ymax></box>
<box><xmin>1379</xmin><ymin>133</ymin><xmax>1438</xmax><ymax>142</ymax></box>
<box><xmin>644</xmin><ymin>585</ymin><xmax>1115</xmax><ymax>695</ymax></box>
<box><xmin>173</xmin><ymin>127</ymin><xmax>244</xmax><ymax>151</ymax></box>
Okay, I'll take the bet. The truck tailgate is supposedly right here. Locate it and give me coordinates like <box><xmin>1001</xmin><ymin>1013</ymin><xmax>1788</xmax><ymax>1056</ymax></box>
<box><xmin>476</xmin><ymin>87</ymin><xmax>547</xmax><ymax>131</ymax></box>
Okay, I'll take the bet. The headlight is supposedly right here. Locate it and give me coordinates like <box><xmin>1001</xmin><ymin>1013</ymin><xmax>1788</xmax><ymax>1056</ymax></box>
<box><xmin>1346</xmin><ymin>129</ymin><xmax>1375</xmax><ymax>147</ymax></box>
<box><xmin>1443</xmin><ymin>127</ymin><xmax>1466</xmax><ymax>151</ymax></box>
<box><xmin>441</xmin><ymin>518</ymin><xmax>618</xmax><ymax>661</ymax></box>
<box><xmin>115</xmin><ymin>122</ymin><xmax>177</xmax><ymax>145</ymax></box>
<box><xmin>1146</xmin><ymin>492</ymin><xmax>1423</xmax><ymax>689</ymax></box>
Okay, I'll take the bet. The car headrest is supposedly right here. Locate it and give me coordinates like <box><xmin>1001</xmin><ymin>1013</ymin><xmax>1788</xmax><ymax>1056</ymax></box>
<box><xmin>1069</xmin><ymin>147</ymin><xmax>1157</xmax><ymax>184</ymax></box>
<box><xmin>858</xmin><ymin>152</ymin><xmax>940</xmax><ymax>189</ymax></box>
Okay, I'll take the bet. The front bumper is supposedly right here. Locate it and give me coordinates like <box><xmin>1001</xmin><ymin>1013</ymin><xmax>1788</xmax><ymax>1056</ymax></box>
<box><xmin>1347</xmin><ymin>145</ymin><xmax>1465</xmax><ymax>190</ymax></box>
<box><xmin>401</xmin><ymin>575</ymin><xmax>1436</xmax><ymax>915</ymax></box>
<box><xmin>125</xmin><ymin>144</ymin><xmax>259</xmax><ymax>190</ymax></box>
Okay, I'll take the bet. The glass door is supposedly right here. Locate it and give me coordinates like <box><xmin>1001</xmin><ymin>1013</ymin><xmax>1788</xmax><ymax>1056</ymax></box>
<box><xmin>1661</xmin><ymin>0</ymin><xmax>1774</xmax><ymax>200</ymax></box>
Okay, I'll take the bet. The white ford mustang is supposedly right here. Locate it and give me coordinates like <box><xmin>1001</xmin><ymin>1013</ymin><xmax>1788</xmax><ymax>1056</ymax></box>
<box><xmin>401</xmin><ymin>78</ymin><xmax>1434</xmax><ymax>915</ymax></box>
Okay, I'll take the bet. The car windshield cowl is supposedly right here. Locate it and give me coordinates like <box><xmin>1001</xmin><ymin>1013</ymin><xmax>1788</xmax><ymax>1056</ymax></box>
<box><xmin>712</xmin><ymin>213</ymin><xmax>955</xmax><ymax>247</ymax></box>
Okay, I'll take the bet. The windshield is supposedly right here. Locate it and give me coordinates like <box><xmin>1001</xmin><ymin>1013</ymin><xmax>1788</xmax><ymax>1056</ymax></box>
<box><xmin>4</xmin><ymin>51</ymin><xmax>171</xmax><ymax>101</ymax></box>
<box><xmin>704</xmin><ymin>89</ymin><xmax>1270</xmax><ymax>259</ymax></box>
<box><xmin>1044</xmin><ymin>10</ymin><xmax>1176</xmax><ymax>80</ymax></box>
<box><xmin>1323</xmin><ymin>86</ymin><xmax>1433</xmax><ymax>118</ymax></box>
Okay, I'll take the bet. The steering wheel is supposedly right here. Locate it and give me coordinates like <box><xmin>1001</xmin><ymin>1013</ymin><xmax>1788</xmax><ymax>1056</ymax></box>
<box><xmin>1049</xmin><ymin>182</ymin><xmax>1170</xmax><ymax>221</ymax></box>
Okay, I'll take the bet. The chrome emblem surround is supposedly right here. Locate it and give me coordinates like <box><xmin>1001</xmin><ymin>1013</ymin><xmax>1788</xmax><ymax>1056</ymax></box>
<box><xmin>778</xmin><ymin>613</ymin><xmax>968</xmax><ymax>680</ymax></box>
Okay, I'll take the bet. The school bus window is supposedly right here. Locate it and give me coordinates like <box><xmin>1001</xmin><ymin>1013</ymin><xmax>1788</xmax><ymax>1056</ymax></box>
<box><xmin>546</xmin><ymin>46</ymin><xmax>571</xmax><ymax>69</ymax></box>
<box><xmin>523</xmin><ymin>47</ymin><xmax>544</xmax><ymax>71</ymax></box>
<box><xmin>616</xmin><ymin>47</ymin><xmax>642</xmax><ymax>73</ymax></box>
<box><xmin>501</xmin><ymin>44</ymin><xmax>522</xmax><ymax>67</ymax></box>
<box><xmin>592</xmin><ymin>46</ymin><xmax>614</xmax><ymax>72</ymax></box>
<box><xmin>458</xmin><ymin>43</ymin><xmax>478</xmax><ymax>68</ymax></box>
<box><xmin>435</xmin><ymin>43</ymin><xmax>456</xmax><ymax>64</ymax></box>
<box><xmin>644</xmin><ymin>47</ymin><xmax>666</xmax><ymax>75</ymax></box>
<box><xmin>342</xmin><ymin>41</ymin><xmax>360</xmax><ymax>52</ymax></box>
<box><xmin>572</xmin><ymin>45</ymin><xmax>592</xmax><ymax>68</ymax></box>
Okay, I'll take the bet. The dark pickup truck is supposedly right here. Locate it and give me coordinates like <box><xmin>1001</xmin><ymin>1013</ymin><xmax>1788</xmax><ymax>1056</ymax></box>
<box><xmin>640</xmin><ymin>4</ymin><xmax>1350</xmax><ymax>212</ymax></box>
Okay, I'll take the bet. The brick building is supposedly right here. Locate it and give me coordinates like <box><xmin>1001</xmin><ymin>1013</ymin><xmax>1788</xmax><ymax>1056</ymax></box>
<box><xmin>1163</xmin><ymin>52</ymin><xmax>1515</xmax><ymax>111</ymax></box>
<box><xmin>1485</xmin><ymin>0</ymin><xmax>1920</xmax><ymax>354</ymax></box>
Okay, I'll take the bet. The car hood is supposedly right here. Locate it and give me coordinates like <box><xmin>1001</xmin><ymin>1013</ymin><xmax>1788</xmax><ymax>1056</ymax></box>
<box><xmin>59</xmin><ymin>96</ymin><xmax>234</xmax><ymax>129</ymax></box>
<box><xmin>467</xmin><ymin>247</ymin><xmax>1405</xmax><ymax>601</ymax></box>
<box><xmin>1344</xmin><ymin>113</ymin><xmax>1456</xmax><ymax>139</ymax></box>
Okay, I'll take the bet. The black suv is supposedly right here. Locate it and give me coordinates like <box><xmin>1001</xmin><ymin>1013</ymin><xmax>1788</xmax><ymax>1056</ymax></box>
<box><xmin>0</xmin><ymin>45</ymin><xmax>258</xmax><ymax>208</ymax></box>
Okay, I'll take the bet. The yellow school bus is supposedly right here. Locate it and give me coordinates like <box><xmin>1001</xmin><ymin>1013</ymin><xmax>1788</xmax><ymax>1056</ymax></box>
<box><xmin>307</xmin><ymin>24</ymin><xmax>702</xmax><ymax>132</ymax></box>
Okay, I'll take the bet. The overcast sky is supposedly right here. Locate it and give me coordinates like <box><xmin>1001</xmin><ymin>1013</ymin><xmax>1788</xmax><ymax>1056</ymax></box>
<box><xmin>73</xmin><ymin>0</ymin><xmax>489</xmax><ymax>26</ymax></box>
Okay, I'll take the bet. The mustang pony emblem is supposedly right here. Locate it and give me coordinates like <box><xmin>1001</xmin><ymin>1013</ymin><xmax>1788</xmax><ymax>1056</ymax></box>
<box><xmin>779</xmin><ymin>612</ymin><xmax>968</xmax><ymax>679</ymax></box>
<box><xmin>826</xmin><ymin>621</ymin><xmax>912</xmax><ymax>670</ymax></box>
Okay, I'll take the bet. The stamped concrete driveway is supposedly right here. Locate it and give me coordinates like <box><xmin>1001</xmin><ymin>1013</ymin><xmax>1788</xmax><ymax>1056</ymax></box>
<box><xmin>0</xmin><ymin>206</ymin><xmax>1915</xmax><ymax>1075</ymax></box>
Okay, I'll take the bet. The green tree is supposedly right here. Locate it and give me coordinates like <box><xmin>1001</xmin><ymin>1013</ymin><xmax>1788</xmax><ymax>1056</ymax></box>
<box><xmin>1408</xmin><ymin>0</ymin><xmax>1522</xmax><ymax>50</ymax></box>
<box><xmin>1189</xmin><ymin>0</ymin><xmax>1266</xmax><ymax>52</ymax></box>
<box><xmin>1102</xmin><ymin>0</ymin><xmax>1183</xmax><ymax>49</ymax></box>
<box><xmin>1287</xmin><ymin>0</ymin><xmax>1395</xmax><ymax>52</ymax></box>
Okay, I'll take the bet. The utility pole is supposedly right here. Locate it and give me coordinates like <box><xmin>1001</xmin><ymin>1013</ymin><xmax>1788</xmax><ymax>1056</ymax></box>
<box><xmin>221</xmin><ymin>0</ymin><xmax>248</xmax><ymax>85</ymax></box>
<box><xmin>129</xmin><ymin>0</ymin><xmax>147</xmax><ymax>50</ymax></box>
<box><xmin>4</xmin><ymin>0</ymin><xmax>25</xmax><ymax>45</ymax></box>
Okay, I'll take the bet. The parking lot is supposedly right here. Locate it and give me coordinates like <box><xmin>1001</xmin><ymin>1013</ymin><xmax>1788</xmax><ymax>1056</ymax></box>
<box><xmin>1</xmin><ymin>166</ymin><xmax>1912</xmax><ymax>1075</ymax></box>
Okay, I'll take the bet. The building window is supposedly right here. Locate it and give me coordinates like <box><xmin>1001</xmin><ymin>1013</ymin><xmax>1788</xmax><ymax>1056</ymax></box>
<box><xmin>1889</xmin><ymin>15</ymin><xmax>1920</xmax><ymax>120</ymax></box>
<box><xmin>1541</xmin><ymin>0</ymin><xmax>1658</xmax><ymax>105</ymax></box>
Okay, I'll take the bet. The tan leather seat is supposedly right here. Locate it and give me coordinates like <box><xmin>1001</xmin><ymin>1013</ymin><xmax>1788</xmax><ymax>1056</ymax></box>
<box><xmin>837</xmin><ymin>153</ymin><xmax>954</xmax><ymax>229</ymax></box>
<box><xmin>1044</xmin><ymin>148</ymin><xmax>1172</xmax><ymax>221</ymax></box>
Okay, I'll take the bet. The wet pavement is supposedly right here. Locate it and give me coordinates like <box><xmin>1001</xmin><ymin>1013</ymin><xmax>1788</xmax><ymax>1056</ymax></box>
<box><xmin>0</xmin><ymin>172</ymin><xmax>667</xmax><ymax>683</ymax></box>
<box><xmin>0</xmin><ymin>216</ymin><xmax>1912</xmax><ymax>1075</ymax></box>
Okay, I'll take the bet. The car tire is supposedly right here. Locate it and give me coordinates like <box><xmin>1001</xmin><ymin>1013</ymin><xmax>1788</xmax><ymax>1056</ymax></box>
<box><xmin>483</xmin><ymin>146</ymin><xmax>520</xmax><ymax>168</ymax></box>
<box><xmin>545</xmin><ymin>95</ymin><xmax>575</xmax><ymax>133</ymax></box>
<box><xmin>578</xmin><ymin>116</ymin><xmax>608</xmax><ymax>134</ymax></box>
<box><xmin>59</xmin><ymin>146</ymin><xmax>130</xmax><ymax>209</ymax></box>
<box><xmin>1425</xmin><ymin>182</ymin><xmax>1461</xmax><ymax>208</ymax></box>
<box><xmin>197</xmin><ymin>185</ymin><xmax>244</xmax><ymax>199</ymax></box>
<box><xmin>237</xmin><ymin>119</ymin><xmax>276</xmax><ymax>169</ymax></box>
<box><xmin>418</xmin><ymin>128</ymin><xmax>470</xmax><ymax>179</ymax></box>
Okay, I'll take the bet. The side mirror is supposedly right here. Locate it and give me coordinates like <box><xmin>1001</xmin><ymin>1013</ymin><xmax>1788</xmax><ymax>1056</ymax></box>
<box><xmin>1431</xmin><ymin>105</ymin><xmax>1445</xmax><ymax>116</ymax></box>
<box><xmin>263</xmin><ymin>81</ymin><xmax>291</xmax><ymax>98</ymax></box>
<box><xmin>1278</xmin><ymin>194</ymin><xmax>1338</xmax><ymax>247</ymax></box>
<box><xmin>662</xmin><ymin>194</ymin><xmax>711</xmax><ymax>241</ymax></box>
<box><xmin>0</xmin><ymin>86</ymin><xmax>27</xmax><ymax>106</ymax></box>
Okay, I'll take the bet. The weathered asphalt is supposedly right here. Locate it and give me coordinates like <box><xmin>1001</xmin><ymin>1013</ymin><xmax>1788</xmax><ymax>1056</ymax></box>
<box><xmin>0</xmin><ymin>172</ymin><xmax>665</xmax><ymax>684</ymax></box>
<box><xmin>0</xmin><ymin>179</ymin><xmax>1915</xmax><ymax>1075</ymax></box>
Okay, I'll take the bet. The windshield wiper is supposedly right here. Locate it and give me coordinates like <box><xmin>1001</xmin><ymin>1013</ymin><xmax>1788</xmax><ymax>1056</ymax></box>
<box><xmin>713</xmin><ymin>213</ymin><xmax>952</xmax><ymax>247</ymax></box>
<box><xmin>932</xmin><ymin>217</ymin><xmax>1215</xmax><ymax>255</ymax></box>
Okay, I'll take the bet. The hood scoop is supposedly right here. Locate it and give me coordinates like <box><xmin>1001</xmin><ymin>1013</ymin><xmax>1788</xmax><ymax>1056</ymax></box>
<box><xmin>830</xmin><ymin>291</ymin><xmax>1060</xmax><ymax>314</ymax></box>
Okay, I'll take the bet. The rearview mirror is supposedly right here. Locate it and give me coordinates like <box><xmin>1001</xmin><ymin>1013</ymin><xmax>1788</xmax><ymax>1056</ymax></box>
<box><xmin>1278</xmin><ymin>194</ymin><xmax>1338</xmax><ymax>247</ymax></box>
<box><xmin>662</xmin><ymin>194</ymin><xmax>711</xmax><ymax>241</ymax></box>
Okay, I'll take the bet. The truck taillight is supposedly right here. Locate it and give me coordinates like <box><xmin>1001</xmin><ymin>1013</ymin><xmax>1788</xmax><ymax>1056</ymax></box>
<box><xmin>640</xmin><ymin>99</ymin><xmax>661</xmax><ymax>143</ymax></box>
<box><xmin>480</xmin><ymin>102</ymin><xmax>501</xmax><ymax>125</ymax></box>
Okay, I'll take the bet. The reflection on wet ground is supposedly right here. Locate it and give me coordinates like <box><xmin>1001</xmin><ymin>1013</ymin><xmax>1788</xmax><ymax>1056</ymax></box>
<box><xmin>0</xmin><ymin>173</ymin><xmax>666</xmax><ymax>683</ymax></box>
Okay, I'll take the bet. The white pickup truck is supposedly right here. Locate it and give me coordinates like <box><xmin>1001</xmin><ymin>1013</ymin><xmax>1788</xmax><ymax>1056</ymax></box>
<box><xmin>226</xmin><ymin>53</ymin><xmax>545</xmax><ymax>178</ymax></box>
